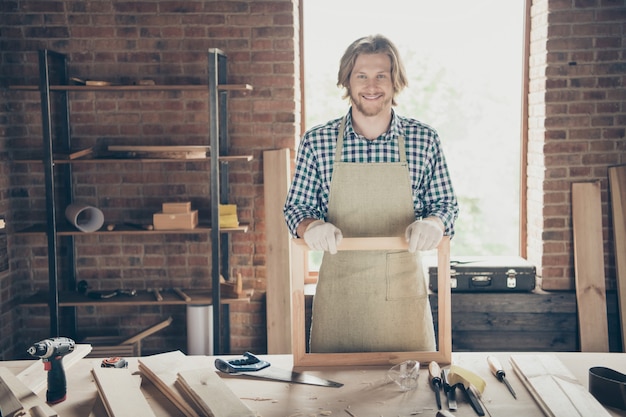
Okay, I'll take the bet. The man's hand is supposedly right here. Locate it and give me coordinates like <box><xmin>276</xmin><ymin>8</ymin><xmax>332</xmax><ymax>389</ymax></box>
<box><xmin>303</xmin><ymin>220</ymin><xmax>343</xmax><ymax>254</ymax></box>
<box><xmin>405</xmin><ymin>218</ymin><xmax>444</xmax><ymax>253</ymax></box>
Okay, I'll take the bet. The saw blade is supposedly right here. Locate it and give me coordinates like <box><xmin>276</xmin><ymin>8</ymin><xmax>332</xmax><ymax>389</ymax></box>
<box><xmin>227</xmin><ymin>366</ymin><xmax>343</xmax><ymax>388</ymax></box>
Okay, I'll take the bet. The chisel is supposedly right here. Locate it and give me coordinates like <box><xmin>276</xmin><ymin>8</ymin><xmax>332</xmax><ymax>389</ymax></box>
<box><xmin>441</xmin><ymin>368</ymin><xmax>457</xmax><ymax>410</ymax></box>
<box><xmin>428</xmin><ymin>361</ymin><xmax>443</xmax><ymax>410</ymax></box>
<box><xmin>487</xmin><ymin>355</ymin><xmax>517</xmax><ymax>399</ymax></box>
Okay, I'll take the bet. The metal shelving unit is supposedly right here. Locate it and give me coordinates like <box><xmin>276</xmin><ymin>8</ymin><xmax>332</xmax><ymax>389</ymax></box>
<box><xmin>14</xmin><ymin>48</ymin><xmax>251</xmax><ymax>354</ymax></box>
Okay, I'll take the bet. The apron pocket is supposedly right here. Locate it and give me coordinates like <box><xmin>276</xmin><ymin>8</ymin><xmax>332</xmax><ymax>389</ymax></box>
<box><xmin>386</xmin><ymin>251</ymin><xmax>427</xmax><ymax>301</ymax></box>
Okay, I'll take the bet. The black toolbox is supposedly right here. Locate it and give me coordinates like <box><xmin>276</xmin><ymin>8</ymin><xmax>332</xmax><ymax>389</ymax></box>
<box><xmin>428</xmin><ymin>256</ymin><xmax>536</xmax><ymax>292</ymax></box>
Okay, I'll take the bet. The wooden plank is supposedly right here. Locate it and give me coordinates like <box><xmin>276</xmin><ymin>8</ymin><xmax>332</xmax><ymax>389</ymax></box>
<box><xmin>107</xmin><ymin>145</ymin><xmax>210</xmax><ymax>153</ymax></box>
<box><xmin>92</xmin><ymin>367</ymin><xmax>156</xmax><ymax>417</ymax></box>
<box><xmin>263</xmin><ymin>149</ymin><xmax>292</xmax><ymax>354</ymax></box>
<box><xmin>138</xmin><ymin>351</ymin><xmax>212</xmax><ymax>417</ymax></box>
<box><xmin>17</xmin><ymin>344</ymin><xmax>92</xmax><ymax>394</ymax></box>
<box><xmin>510</xmin><ymin>354</ymin><xmax>611</xmax><ymax>417</ymax></box>
<box><xmin>571</xmin><ymin>182</ymin><xmax>610</xmax><ymax>352</ymax></box>
<box><xmin>292</xmin><ymin>236</ymin><xmax>408</xmax><ymax>251</ymax></box>
<box><xmin>120</xmin><ymin>316</ymin><xmax>173</xmax><ymax>347</ymax></box>
<box><xmin>609</xmin><ymin>164</ymin><xmax>626</xmax><ymax>351</ymax></box>
<box><xmin>0</xmin><ymin>367</ymin><xmax>57</xmax><ymax>417</ymax></box>
<box><xmin>0</xmin><ymin>370</ymin><xmax>24</xmax><ymax>417</ymax></box>
<box><xmin>176</xmin><ymin>368</ymin><xmax>255</xmax><ymax>417</ymax></box>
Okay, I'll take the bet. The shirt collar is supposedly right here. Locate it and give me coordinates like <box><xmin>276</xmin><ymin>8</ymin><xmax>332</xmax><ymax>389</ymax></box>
<box><xmin>344</xmin><ymin>108</ymin><xmax>401</xmax><ymax>142</ymax></box>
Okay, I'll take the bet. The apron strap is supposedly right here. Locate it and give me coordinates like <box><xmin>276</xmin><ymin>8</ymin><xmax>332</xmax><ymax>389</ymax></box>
<box><xmin>335</xmin><ymin>116</ymin><xmax>407</xmax><ymax>162</ymax></box>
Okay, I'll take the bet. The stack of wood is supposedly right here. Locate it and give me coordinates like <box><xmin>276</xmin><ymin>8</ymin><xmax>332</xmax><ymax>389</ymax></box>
<box><xmin>137</xmin><ymin>350</ymin><xmax>255</xmax><ymax>417</ymax></box>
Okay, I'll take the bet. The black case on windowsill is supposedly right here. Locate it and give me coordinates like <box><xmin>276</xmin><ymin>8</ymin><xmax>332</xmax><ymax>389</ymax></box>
<box><xmin>428</xmin><ymin>256</ymin><xmax>536</xmax><ymax>292</ymax></box>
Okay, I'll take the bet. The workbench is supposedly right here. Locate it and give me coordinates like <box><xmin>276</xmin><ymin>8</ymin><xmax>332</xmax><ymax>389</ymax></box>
<box><xmin>2</xmin><ymin>352</ymin><xmax>624</xmax><ymax>417</ymax></box>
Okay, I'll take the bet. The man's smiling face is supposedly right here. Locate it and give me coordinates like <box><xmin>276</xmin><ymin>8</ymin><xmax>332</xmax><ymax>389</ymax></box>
<box><xmin>348</xmin><ymin>53</ymin><xmax>394</xmax><ymax>118</ymax></box>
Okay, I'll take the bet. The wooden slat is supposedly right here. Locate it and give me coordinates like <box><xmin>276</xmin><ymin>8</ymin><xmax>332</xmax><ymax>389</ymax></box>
<box><xmin>17</xmin><ymin>344</ymin><xmax>92</xmax><ymax>394</ymax></box>
<box><xmin>571</xmin><ymin>182</ymin><xmax>610</xmax><ymax>352</ymax></box>
<box><xmin>291</xmin><ymin>236</ymin><xmax>408</xmax><ymax>251</ymax></box>
<box><xmin>0</xmin><ymin>367</ymin><xmax>57</xmax><ymax>417</ymax></box>
<box><xmin>91</xmin><ymin>367</ymin><xmax>156</xmax><ymax>417</ymax></box>
<box><xmin>510</xmin><ymin>354</ymin><xmax>611</xmax><ymax>417</ymax></box>
<box><xmin>138</xmin><ymin>351</ymin><xmax>209</xmax><ymax>417</ymax></box>
<box><xmin>176</xmin><ymin>368</ymin><xmax>255</xmax><ymax>417</ymax></box>
<box><xmin>609</xmin><ymin>164</ymin><xmax>626</xmax><ymax>351</ymax></box>
<box><xmin>263</xmin><ymin>149</ymin><xmax>292</xmax><ymax>354</ymax></box>
<box><xmin>120</xmin><ymin>316</ymin><xmax>172</xmax><ymax>346</ymax></box>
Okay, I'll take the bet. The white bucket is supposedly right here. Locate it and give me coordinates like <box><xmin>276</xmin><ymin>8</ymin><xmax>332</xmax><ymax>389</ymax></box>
<box><xmin>65</xmin><ymin>204</ymin><xmax>105</xmax><ymax>232</ymax></box>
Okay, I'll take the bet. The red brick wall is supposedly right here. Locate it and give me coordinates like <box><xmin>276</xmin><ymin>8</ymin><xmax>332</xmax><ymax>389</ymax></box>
<box><xmin>0</xmin><ymin>0</ymin><xmax>300</xmax><ymax>357</ymax></box>
<box><xmin>527</xmin><ymin>0</ymin><xmax>626</xmax><ymax>290</ymax></box>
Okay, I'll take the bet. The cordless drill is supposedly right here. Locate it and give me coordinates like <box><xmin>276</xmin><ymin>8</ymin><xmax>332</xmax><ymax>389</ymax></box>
<box><xmin>27</xmin><ymin>337</ymin><xmax>75</xmax><ymax>404</ymax></box>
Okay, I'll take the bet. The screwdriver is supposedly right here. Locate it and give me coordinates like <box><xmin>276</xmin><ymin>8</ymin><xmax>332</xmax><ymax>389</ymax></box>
<box><xmin>487</xmin><ymin>355</ymin><xmax>517</xmax><ymax>399</ymax></box>
<box><xmin>428</xmin><ymin>361</ymin><xmax>443</xmax><ymax>409</ymax></box>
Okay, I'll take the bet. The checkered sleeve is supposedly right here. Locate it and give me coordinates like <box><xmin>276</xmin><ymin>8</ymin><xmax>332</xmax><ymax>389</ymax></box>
<box><xmin>414</xmin><ymin>127</ymin><xmax>459</xmax><ymax>237</ymax></box>
<box><xmin>283</xmin><ymin>133</ymin><xmax>325</xmax><ymax>237</ymax></box>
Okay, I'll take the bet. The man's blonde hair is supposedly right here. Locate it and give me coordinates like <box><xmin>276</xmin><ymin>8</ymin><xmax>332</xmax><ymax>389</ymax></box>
<box><xmin>337</xmin><ymin>34</ymin><xmax>408</xmax><ymax>106</ymax></box>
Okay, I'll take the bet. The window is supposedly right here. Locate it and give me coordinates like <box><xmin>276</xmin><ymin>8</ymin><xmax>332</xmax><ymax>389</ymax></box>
<box><xmin>302</xmin><ymin>0</ymin><xmax>526</xmax><ymax>256</ymax></box>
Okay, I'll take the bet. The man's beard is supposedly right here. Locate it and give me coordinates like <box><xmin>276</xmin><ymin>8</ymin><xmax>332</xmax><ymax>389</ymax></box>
<box><xmin>351</xmin><ymin>91</ymin><xmax>392</xmax><ymax>117</ymax></box>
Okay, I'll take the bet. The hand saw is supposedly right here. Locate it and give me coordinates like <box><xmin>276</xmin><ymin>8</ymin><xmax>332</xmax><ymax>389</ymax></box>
<box><xmin>214</xmin><ymin>352</ymin><xmax>343</xmax><ymax>388</ymax></box>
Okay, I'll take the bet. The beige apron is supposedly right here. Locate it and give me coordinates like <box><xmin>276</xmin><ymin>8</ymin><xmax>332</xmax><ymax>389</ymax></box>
<box><xmin>310</xmin><ymin>117</ymin><xmax>436</xmax><ymax>353</ymax></box>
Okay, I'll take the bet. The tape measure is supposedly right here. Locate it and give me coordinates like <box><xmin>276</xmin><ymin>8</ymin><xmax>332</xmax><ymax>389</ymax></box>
<box><xmin>101</xmin><ymin>357</ymin><xmax>128</xmax><ymax>368</ymax></box>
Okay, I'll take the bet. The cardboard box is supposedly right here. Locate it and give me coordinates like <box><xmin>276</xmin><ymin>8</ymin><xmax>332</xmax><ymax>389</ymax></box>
<box><xmin>162</xmin><ymin>201</ymin><xmax>191</xmax><ymax>213</ymax></box>
<box><xmin>153</xmin><ymin>210</ymin><xmax>198</xmax><ymax>230</ymax></box>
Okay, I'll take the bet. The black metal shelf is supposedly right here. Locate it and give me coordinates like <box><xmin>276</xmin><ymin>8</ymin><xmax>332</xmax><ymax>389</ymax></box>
<box><xmin>23</xmin><ymin>48</ymin><xmax>248</xmax><ymax>354</ymax></box>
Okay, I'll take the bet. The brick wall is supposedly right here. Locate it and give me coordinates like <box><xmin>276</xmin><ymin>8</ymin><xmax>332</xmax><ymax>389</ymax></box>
<box><xmin>527</xmin><ymin>0</ymin><xmax>626</xmax><ymax>290</ymax></box>
<box><xmin>0</xmin><ymin>0</ymin><xmax>300</xmax><ymax>358</ymax></box>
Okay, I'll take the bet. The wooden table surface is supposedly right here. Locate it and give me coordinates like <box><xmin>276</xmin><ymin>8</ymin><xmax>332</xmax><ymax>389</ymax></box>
<box><xmin>2</xmin><ymin>352</ymin><xmax>625</xmax><ymax>417</ymax></box>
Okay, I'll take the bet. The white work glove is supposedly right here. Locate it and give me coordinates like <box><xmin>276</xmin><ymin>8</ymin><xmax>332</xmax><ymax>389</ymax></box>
<box><xmin>303</xmin><ymin>220</ymin><xmax>343</xmax><ymax>254</ymax></box>
<box><xmin>405</xmin><ymin>218</ymin><xmax>444</xmax><ymax>253</ymax></box>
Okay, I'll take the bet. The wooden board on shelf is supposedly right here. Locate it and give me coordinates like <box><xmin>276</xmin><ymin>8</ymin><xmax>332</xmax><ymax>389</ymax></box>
<box><xmin>19</xmin><ymin>290</ymin><xmax>250</xmax><ymax>308</ymax></box>
<box><xmin>9</xmin><ymin>83</ymin><xmax>253</xmax><ymax>92</ymax></box>
<box><xmin>571</xmin><ymin>181</ymin><xmax>609</xmax><ymax>352</ymax></box>
<box><xmin>15</xmin><ymin>223</ymin><xmax>249</xmax><ymax>236</ymax></box>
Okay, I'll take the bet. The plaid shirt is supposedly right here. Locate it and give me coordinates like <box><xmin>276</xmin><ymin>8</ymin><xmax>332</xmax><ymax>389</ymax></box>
<box><xmin>284</xmin><ymin>109</ymin><xmax>459</xmax><ymax>237</ymax></box>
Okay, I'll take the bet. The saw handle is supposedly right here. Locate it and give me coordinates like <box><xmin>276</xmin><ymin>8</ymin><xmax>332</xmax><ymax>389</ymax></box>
<box><xmin>215</xmin><ymin>352</ymin><xmax>270</xmax><ymax>373</ymax></box>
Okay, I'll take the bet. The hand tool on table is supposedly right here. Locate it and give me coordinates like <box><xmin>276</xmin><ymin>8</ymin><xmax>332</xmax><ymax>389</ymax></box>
<box><xmin>27</xmin><ymin>337</ymin><xmax>75</xmax><ymax>404</ymax></box>
<box><xmin>441</xmin><ymin>368</ymin><xmax>457</xmax><ymax>410</ymax></box>
<box><xmin>215</xmin><ymin>352</ymin><xmax>343</xmax><ymax>388</ymax></box>
<box><xmin>428</xmin><ymin>361</ymin><xmax>443</xmax><ymax>409</ymax></box>
<box><xmin>449</xmin><ymin>365</ymin><xmax>488</xmax><ymax>416</ymax></box>
<box><xmin>487</xmin><ymin>355</ymin><xmax>517</xmax><ymax>399</ymax></box>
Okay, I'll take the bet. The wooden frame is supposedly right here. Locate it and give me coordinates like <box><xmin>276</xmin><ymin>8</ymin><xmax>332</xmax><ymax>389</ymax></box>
<box><xmin>291</xmin><ymin>236</ymin><xmax>451</xmax><ymax>367</ymax></box>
